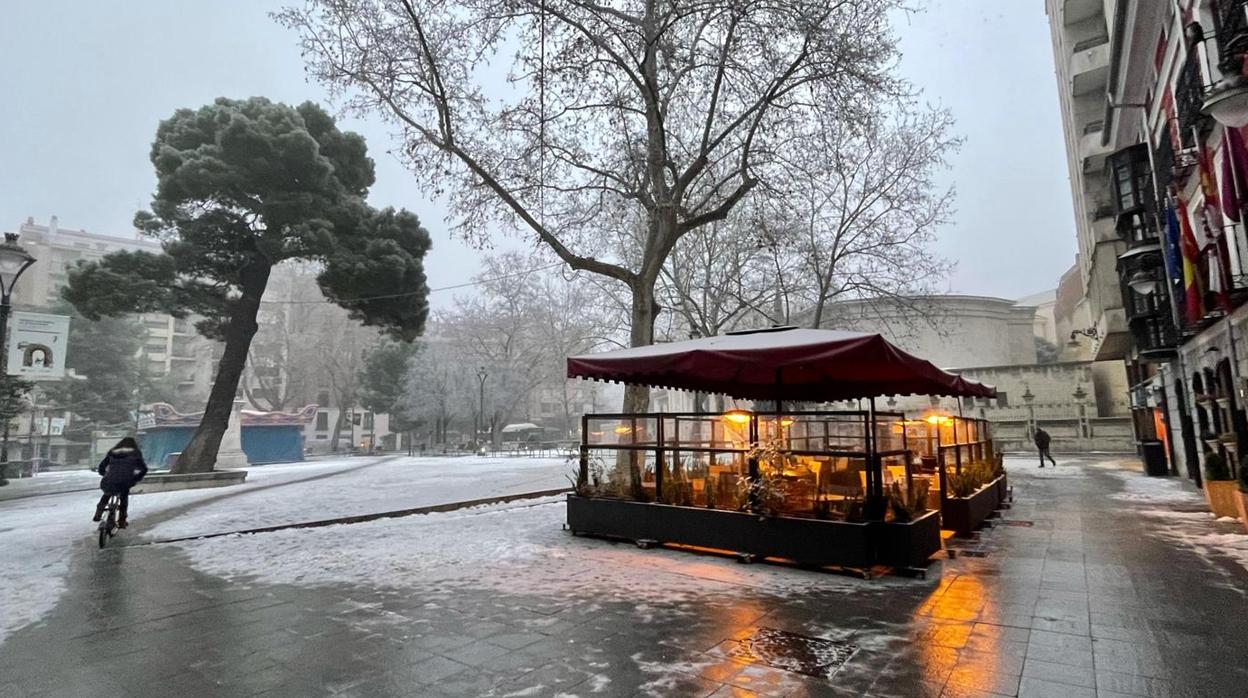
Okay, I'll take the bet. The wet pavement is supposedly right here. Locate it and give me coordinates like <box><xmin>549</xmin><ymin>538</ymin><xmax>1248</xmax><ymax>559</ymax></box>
<box><xmin>2</xmin><ymin>455</ymin><xmax>1246</xmax><ymax>697</ymax></box>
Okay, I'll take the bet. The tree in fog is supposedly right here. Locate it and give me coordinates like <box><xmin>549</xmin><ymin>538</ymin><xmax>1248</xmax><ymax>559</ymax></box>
<box><xmin>281</xmin><ymin>0</ymin><xmax>908</xmax><ymax>427</ymax></box>
<box><xmin>404</xmin><ymin>255</ymin><xmax>616</xmax><ymax>446</ymax></box>
<box><xmin>403</xmin><ymin>337</ymin><xmax>475</xmax><ymax>446</ymax></box>
<box><xmin>781</xmin><ymin>107</ymin><xmax>958</xmax><ymax>329</ymax></box>
<box><xmin>657</xmin><ymin>106</ymin><xmax>957</xmax><ymax>337</ymax></box>
<box><xmin>63</xmin><ymin>98</ymin><xmax>431</xmax><ymax>473</ymax></box>
<box><xmin>359</xmin><ymin>337</ymin><xmax>418</xmax><ymax>445</ymax></box>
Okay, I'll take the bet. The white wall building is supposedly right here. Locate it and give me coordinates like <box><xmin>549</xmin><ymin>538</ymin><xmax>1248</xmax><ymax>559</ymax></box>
<box><xmin>6</xmin><ymin>216</ymin><xmax>216</xmax><ymax>404</ymax></box>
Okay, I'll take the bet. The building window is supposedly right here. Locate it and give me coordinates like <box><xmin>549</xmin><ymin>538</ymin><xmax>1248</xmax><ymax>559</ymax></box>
<box><xmin>316</xmin><ymin>389</ymin><xmax>330</xmax><ymax>408</ymax></box>
<box><xmin>1107</xmin><ymin>143</ymin><xmax>1153</xmax><ymax>216</ymax></box>
<box><xmin>363</xmin><ymin>412</ymin><xmax>374</xmax><ymax>430</ymax></box>
<box><xmin>996</xmin><ymin>392</ymin><xmax>1008</xmax><ymax>408</ymax></box>
<box><xmin>315</xmin><ymin>411</ymin><xmax>329</xmax><ymax>431</ymax></box>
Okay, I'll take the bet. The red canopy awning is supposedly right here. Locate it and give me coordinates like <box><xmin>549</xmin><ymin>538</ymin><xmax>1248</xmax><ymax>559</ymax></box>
<box><xmin>567</xmin><ymin>327</ymin><xmax>997</xmax><ymax>402</ymax></box>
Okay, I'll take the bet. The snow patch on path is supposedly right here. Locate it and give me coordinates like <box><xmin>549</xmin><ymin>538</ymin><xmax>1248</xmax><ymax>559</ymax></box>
<box><xmin>177</xmin><ymin>498</ymin><xmax>908</xmax><ymax>603</ymax></box>
<box><xmin>0</xmin><ymin>455</ymin><xmax>568</xmax><ymax>646</ymax></box>
<box><xmin>1135</xmin><ymin>509</ymin><xmax>1248</xmax><ymax>581</ymax></box>
<box><xmin>1104</xmin><ymin>470</ymin><xmax>1204</xmax><ymax>505</ymax></box>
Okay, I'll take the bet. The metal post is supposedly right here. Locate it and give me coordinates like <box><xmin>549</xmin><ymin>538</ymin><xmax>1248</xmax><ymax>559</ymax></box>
<box><xmin>476</xmin><ymin>368</ymin><xmax>488</xmax><ymax>452</ymax></box>
<box><xmin>578</xmin><ymin>413</ymin><xmax>590</xmax><ymax>489</ymax></box>
<box><xmin>900</xmin><ymin>410</ymin><xmax>913</xmax><ymax>494</ymax></box>
<box><xmin>935</xmin><ymin>417</ymin><xmax>948</xmax><ymax>503</ymax></box>
<box><xmin>747</xmin><ymin>413</ymin><xmax>759</xmax><ymax>511</ymax></box>
<box><xmin>0</xmin><ymin>298</ymin><xmax>10</xmax><ymax>466</ymax></box>
<box><xmin>654</xmin><ymin>416</ymin><xmax>665</xmax><ymax>502</ymax></box>
<box><xmin>866</xmin><ymin>398</ymin><xmax>885</xmax><ymax>520</ymax></box>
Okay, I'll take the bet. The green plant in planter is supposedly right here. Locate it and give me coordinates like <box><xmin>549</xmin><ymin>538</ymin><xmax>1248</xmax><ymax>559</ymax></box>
<box><xmin>948</xmin><ymin>467</ymin><xmax>983</xmax><ymax>498</ymax></box>
<box><xmin>567</xmin><ymin>455</ymin><xmax>608</xmax><ymax>496</ymax></box>
<box><xmin>888</xmin><ymin>480</ymin><xmax>929</xmax><ymax>522</ymax></box>
<box><xmin>990</xmin><ymin>452</ymin><xmax>1005</xmax><ymax>478</ymax></box>
<box><xmin>1204</xmin><ymin>452</ymin><xmax>1232</xmax><ymax>481</ymax></box>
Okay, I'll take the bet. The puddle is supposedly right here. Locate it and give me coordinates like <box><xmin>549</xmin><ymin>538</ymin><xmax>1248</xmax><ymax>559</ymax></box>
<box><xmin>727</xmin><ymin>627</ymin><xmax>857</xmax><ymax>678</ymax></box>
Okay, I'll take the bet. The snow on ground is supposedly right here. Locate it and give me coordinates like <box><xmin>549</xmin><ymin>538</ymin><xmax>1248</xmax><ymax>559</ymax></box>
<box><xmin>179</xmin><ymin>496</ymin><xmax>909</xmax><ymax>604</ymax></box>
<box><xmin>0</xmin><ymin>468</ymin><xmax>98</xmax><ymax>500</ymax></box>
<box><xmin>1102</xmin><ymin>468</ymin><xmax>1248</xmax><ymax>579</ymax></box>
<box><xmin>137</xmin><ymin>454</ymin><xmax>570</xmax><ymax>540</ymax></box>
<box><xmin>0</xmin><ymin>454</ymin><xmax>568</xmax><ymax>644</ymax></box>
<box><xmin>1105</xmin><ymin>468</ymin><xmax>1204</xmax><ymax>505</ymax></box>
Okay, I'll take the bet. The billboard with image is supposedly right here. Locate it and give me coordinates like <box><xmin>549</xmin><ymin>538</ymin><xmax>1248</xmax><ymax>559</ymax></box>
<box><xmin>6</xmin><ymin>311</ymin><xmax>70</xmax><ymax>381</ymax></box>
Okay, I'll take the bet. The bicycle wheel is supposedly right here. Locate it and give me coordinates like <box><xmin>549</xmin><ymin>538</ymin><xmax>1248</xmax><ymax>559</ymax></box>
<box><xmin>98</xmin><ymin>525</ymin><xmax>108</xmax><ymax>549</ymax></box>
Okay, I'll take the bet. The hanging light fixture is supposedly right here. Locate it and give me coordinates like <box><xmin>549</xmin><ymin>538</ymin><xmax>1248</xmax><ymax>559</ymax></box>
<box><xmin>722</xmin><ymin>409</ymin><xmax>753</xmax><ymax>425</ymax></box>
<box><xmin>1195</xmin><ymin>18</ymin><xmax>1248</xmax><ymax>127</ymax></box>
<box><xmin>1127</xmin><ymin>268</ymin><xmax>1160</xmax><ymax>296</ymax></box>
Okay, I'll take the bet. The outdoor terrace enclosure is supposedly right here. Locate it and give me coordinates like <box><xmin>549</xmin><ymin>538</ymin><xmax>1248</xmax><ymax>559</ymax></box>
<box><xmin>565</xmin><ymin>327</ymin><xmax>999</xmax><ymax>573</ymax></box>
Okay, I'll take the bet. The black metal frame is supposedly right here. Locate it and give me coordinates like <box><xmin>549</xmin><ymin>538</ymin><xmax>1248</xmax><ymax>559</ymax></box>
<box><xmin>569</xmin><ymin>409</ymin><xmax>996</xmax><ymax>572</ymax></box>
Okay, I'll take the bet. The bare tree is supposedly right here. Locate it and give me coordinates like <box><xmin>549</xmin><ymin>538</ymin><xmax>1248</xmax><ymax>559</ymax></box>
<box><xmin>778</xmin><ymin>106</ymin><xmax>959</xmax><ymax>329</ymax></box>
<box><xmin>245</xmin><ymin>264</ymin><xmax>325</xmax><ymax>411</ymax></box>
<box><xmin>280</xmin><ymin>0</ymin><xmax>908</xmax><ymax>425</ymax></box>
<box><xmin>403</xmin><ymin>335</ymin><xmax>475</xmax><ymax>447</ymax></box>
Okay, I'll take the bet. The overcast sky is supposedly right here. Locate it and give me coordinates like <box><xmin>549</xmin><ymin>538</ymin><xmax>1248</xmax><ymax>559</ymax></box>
<box><xmin>0</xmin><ymin>1</ymin><xmax>1076</xmax><ymax>308</ymax></box>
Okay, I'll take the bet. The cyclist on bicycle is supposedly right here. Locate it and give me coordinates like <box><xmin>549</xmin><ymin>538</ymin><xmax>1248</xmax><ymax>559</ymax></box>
<box><xmin>92</xmin><ymin>437</ymin><xmax>148</xmax><ymax>528</ymax></box>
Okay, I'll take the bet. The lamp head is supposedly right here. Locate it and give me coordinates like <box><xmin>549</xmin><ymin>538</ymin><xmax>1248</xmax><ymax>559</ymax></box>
<box><xmin>722</xmin><ymin>409</ymin><xmax>753</xmax><ymax>425</ymax></box>
<box><xmin>0</xmin><ymin>233</ymin><xmax>36</xmax><ymax>297</ymax></box>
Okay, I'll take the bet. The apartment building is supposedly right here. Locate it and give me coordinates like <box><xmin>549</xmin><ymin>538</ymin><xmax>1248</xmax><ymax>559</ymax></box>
<box><xmin>1047</xmin><ymin>0</ymin><xmax>1248</xmax><ymax>482</ymax></box>
<box><xmin>7</xmin><ymin>216</ymin><xmax>215</xmax><ymax>403</ymax></box>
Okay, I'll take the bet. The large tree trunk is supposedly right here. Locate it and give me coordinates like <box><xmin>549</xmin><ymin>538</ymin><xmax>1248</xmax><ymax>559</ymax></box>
<box><xmin>329</xmin><ymin>410</ymin><xmax>345</xmax><ymax>453</ymax></box>
<box><xmin>620</xmin><ymin>280</ymin><xmax>659</xmax><ymax>498</ymax></box>
<box><xmin>172</xmin><ymin>263</ymin><xmax>272</xmax><ymax>474</ymax></box>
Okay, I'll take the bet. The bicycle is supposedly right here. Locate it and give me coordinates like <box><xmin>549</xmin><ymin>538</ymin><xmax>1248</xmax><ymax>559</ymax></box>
<box><xmin>97</xmin><ymin>493</ymin><xmax>122</xmax><ymax>549</ymax></box>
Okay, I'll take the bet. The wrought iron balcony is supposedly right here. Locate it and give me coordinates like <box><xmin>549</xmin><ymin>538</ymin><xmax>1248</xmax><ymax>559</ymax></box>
<box><xmin>1215</xmin><ymin>0</ymin><xmax>1248</xmax><ymax>74</ymax></box>
<box><xmin>1132</xmin><ymin>315</ymin><xmax>1179</xmax><ymax>358</ymax></box>
<box><xmin>1176</xmin><ymin>52</ymin><xmax>1211</xmax><ymax>145</ymax></box>
<box><xmin>1118</xmin><ymin>247</ymin><xmax>1170</xmax><ymax>323</ymax></box>
<box><xmin>1117</xmin><ymin>209</ymin><xmax>1160</xmax><ymax>247</ymax></box>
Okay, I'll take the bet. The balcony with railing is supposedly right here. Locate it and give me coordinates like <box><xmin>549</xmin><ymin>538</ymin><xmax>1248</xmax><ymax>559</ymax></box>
<box><xmin>1215</xmin><ymin>1</ymin><xmax>1248</xmax><ymax>74</ymax></box>
<box><xmin>1176</xmin><ymin>50</ymin><xmax>1211</xmax><ymax>147</ymax></box>
<box><xmin>1117</xmin><ymin>246</ymin><xmax>1177</xmax><ymax>359</ymax></box>
<box><xmin>1107</xmin><ymin>143</ymin><xmax>1159</xmax><ymax>247</ymax></box>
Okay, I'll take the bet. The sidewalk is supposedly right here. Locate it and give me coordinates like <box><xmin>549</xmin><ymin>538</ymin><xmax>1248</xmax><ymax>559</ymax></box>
<box><xmin>2</xmin><ymin>455</ymin><xmax>1246</xmax><ymax>697</ymax></box>
<box><xmin>0</xmin><ymin>469</ymin><xmax>97</xmax><ymax>502</ymax></box>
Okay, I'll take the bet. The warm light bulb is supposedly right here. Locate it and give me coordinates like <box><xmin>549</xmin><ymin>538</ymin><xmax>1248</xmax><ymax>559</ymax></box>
<box><xmin>722</xmin><ymin>409</ymin><xmax>753</xmax><ymax>425</ymax></box>
<box><xmin>613</xmin><ymin>425</ymin><xmax>632</xmax><ymax>434</ymax></box>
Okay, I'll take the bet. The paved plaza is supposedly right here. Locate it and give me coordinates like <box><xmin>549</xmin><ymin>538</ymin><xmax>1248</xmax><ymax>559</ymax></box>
<box><xmin>1</xmin><ymin>455</ymin><xmax>1247</xmax><ymax>697</ymax></box>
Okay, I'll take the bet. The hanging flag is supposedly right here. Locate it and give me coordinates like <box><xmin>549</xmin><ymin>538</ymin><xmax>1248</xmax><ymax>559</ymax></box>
<box><xmin>1176</xmin><ymin>196</ymin><xmax>1206</xmax><ymax>323</ymax></box>
<box><xmin>1197</xmin><ymin>132</ymin><xmax>1234</xmax><ymax>311</ymax></box>
<box><xmin>1221</xmin><ymin>128</ymin><xmax>1246</xmax><ymax>222</ymax></box>
<box><xmin>1164</xmin><ymin>205</ymin><xmax>1184</xmax><ymax>286</ymax></box>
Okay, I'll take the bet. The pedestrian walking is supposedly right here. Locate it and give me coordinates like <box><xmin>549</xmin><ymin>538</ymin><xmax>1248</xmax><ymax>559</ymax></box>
<box><xmin>1034</xmin><ymin>427</ymin><xmax>1056</xmax><ymax>468</ymax></box>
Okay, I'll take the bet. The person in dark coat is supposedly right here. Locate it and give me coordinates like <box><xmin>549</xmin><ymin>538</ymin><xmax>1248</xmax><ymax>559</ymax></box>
<box><xmin>1034</xmin><ymin>427</ymin><xmax>1056</xmax><ymax>468</ymax></box>
<box><xmin>92</xmin><ymin>437</ymin><xmax>148</xmax><ymax>528</ymax></box>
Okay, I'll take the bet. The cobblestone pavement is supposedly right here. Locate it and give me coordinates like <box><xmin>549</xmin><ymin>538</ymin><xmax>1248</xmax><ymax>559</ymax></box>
<box><xmin>2</xmin><ymin>456</ymin><xmax>1246</xmax><ymax>697</ymax></box>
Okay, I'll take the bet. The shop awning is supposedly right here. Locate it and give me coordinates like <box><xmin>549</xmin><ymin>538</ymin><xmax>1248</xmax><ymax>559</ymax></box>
<box><xmin>567</xmin><ymin>326</ymin><xmax>997</xmax><ymax>402</ymax></box>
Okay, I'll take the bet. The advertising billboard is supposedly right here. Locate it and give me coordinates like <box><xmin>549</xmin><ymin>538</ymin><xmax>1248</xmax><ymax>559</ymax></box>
<box><xmin>6</xmin><ymin>311</ymin><xmax>70</xmax><ymax>381</ymax></box>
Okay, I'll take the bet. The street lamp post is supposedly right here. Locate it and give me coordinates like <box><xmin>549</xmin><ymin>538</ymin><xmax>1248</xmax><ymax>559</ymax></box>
<box><xmin>1022</xmin><ymin>386</ymin><xmax>1036</xmax><ymax>440</ymax></box>
<box><xmin>476</xmin><ymin>367</ymin><xmax>488</xmax><ymax>453</ymax></box>
<box><xmin>0</xmin><ymin>233</ymin><xmax>36</xmax><ymax>480</ymax></box>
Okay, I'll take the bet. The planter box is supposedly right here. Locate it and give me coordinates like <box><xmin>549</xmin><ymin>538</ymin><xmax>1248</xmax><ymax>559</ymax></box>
<box><xmin>1205</xmin><ymin>480</ymin><xmax>1241</xmax><ymax>519</ymax></box>
<box><xmin>941</xmin><ymin>475</ymin><xmax>1004</xmax><ymax>536</ymax></box>
<box><xmin>1237</xmin><ymin>489</ymin><xmax>1248</xmax><ymax>534</ymax></box>
<box><xmin>566</xmin><ymin>494</ymin><xmax>872</xmax><ymax>569</ymax></box>
<box><xmin>131</xmin><ymin>469</ymin><xmax>247</xmax><ymax>494</ymax></box>
<box><xmin>869</xmin><ymin>509</ymin><xmax>941</xmax><ymax>569</ymax></box>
